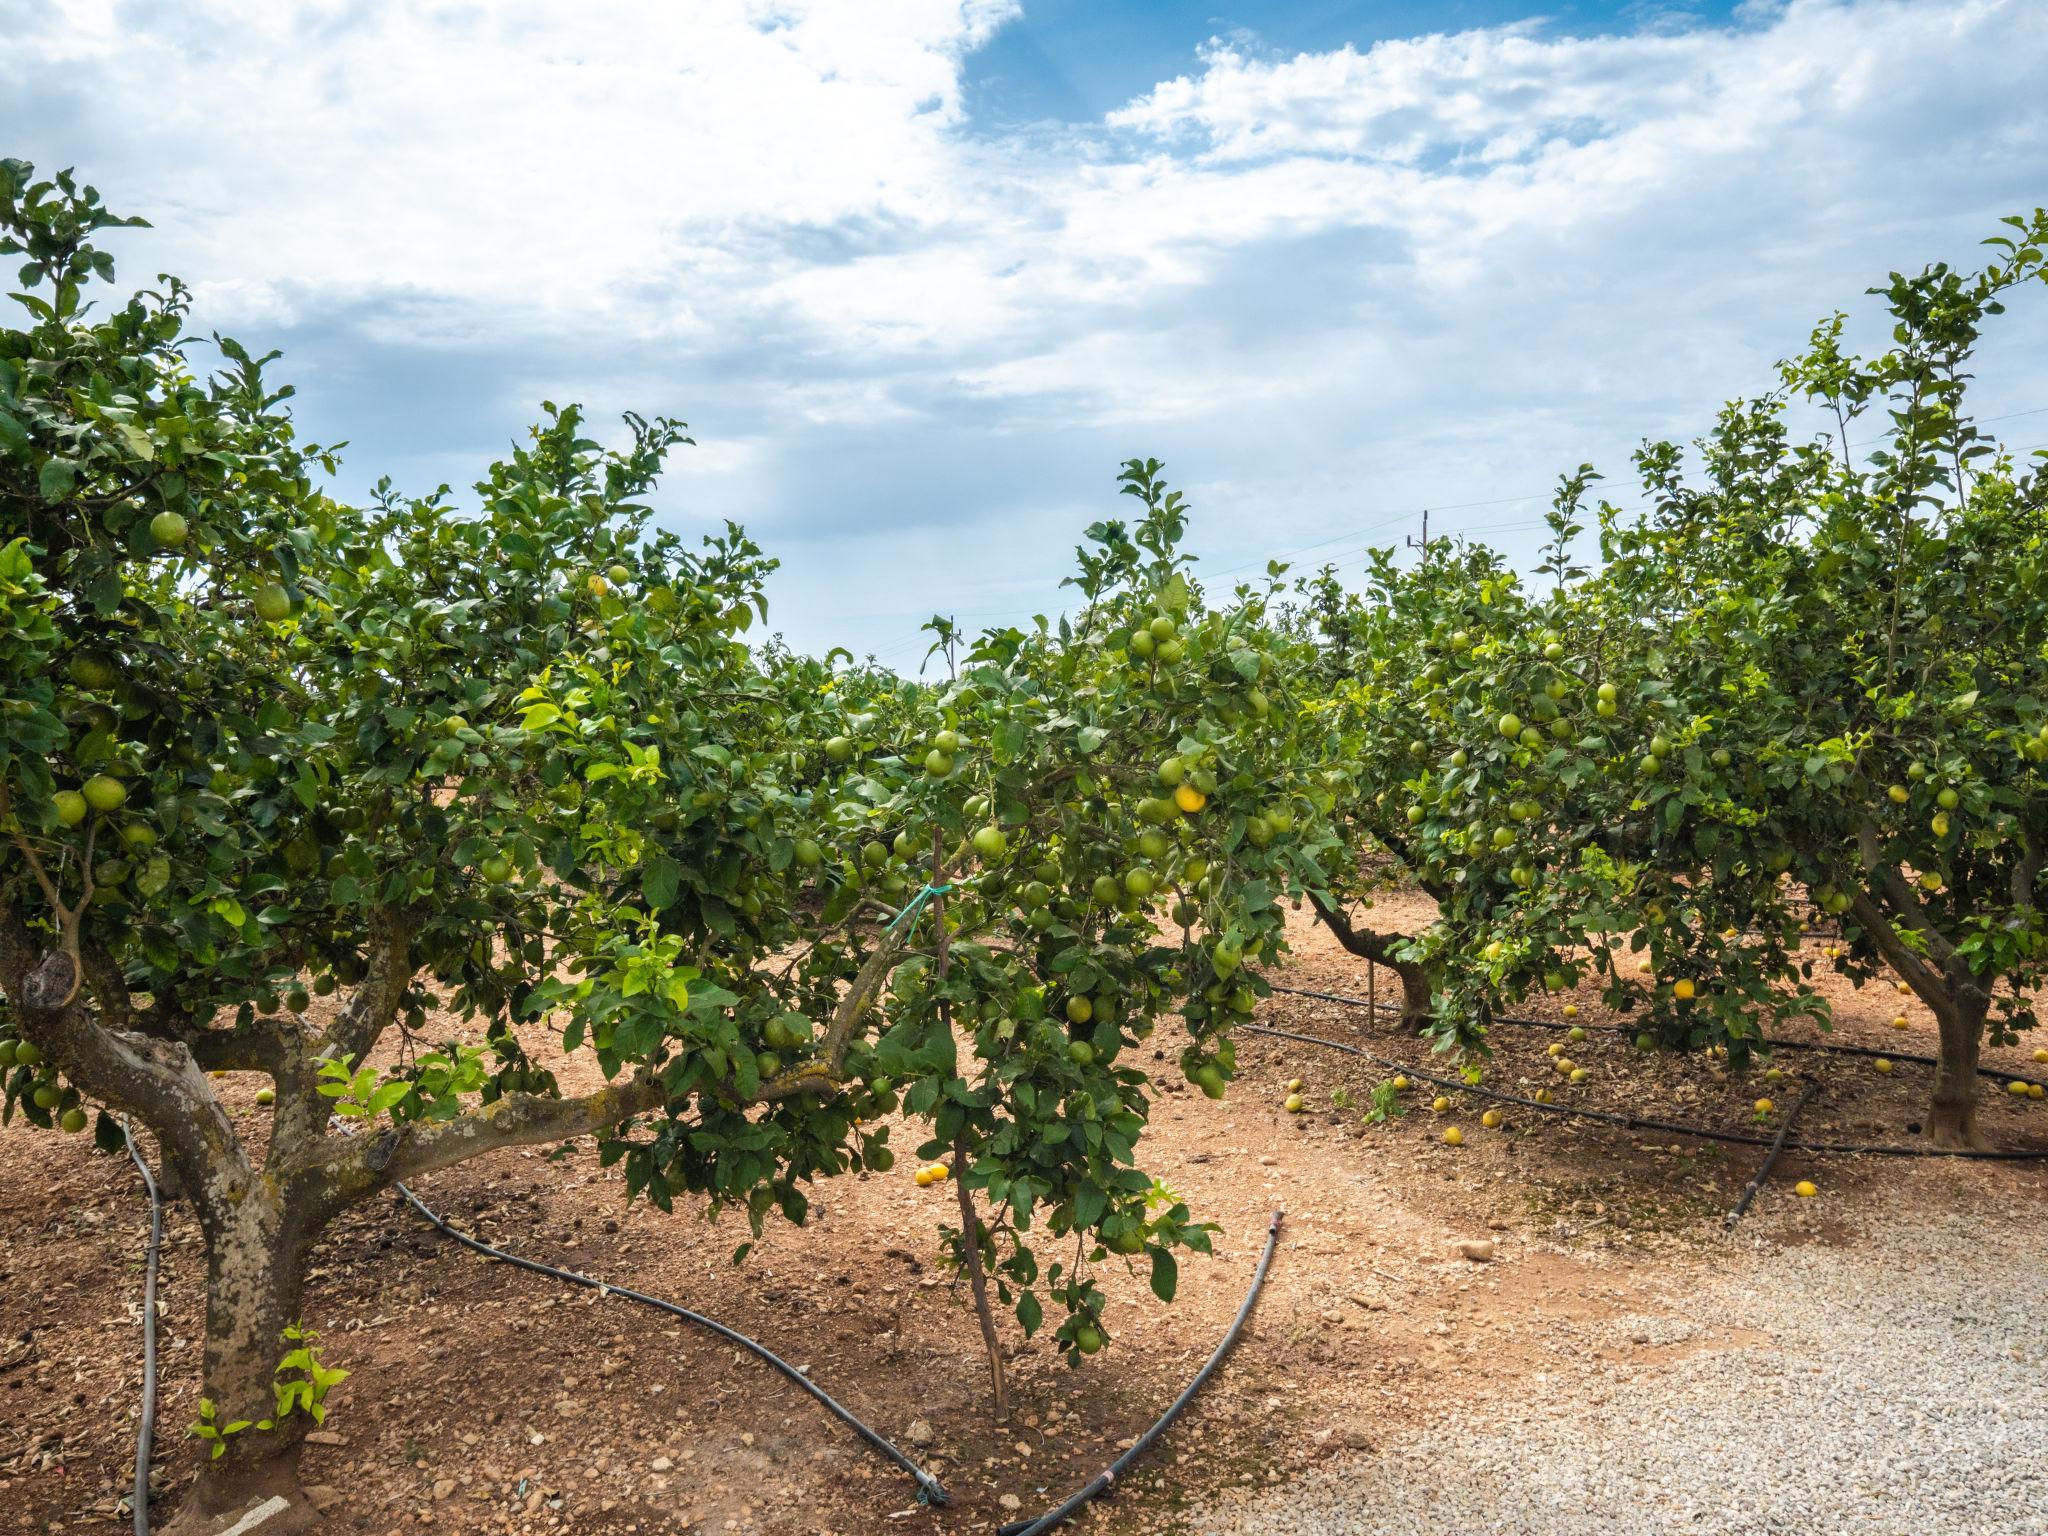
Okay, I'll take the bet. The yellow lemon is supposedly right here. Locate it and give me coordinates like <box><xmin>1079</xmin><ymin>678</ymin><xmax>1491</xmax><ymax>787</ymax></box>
<box><xmin>1284</xmin><ymin>1093</ymin><xmax>1305</xmax><ymax>1113</ymax></box>
<box><xmin>1443</xmin><ymin>1126</ymin><xmax>1464</xmax><ymax>1147</ymax></box>
<box><xmin>1794</xmin><ymin>1180</ymin><xmax>1817</xmax><ymax>1198</ymax></box>
<box><xmin>1431</xmin><ymin>1095</ymin><xmax>1450</xmax><ymax>1112</ymax></box>
<box><xmin>1173</xmin><ymin>783</ymin><xmax>1208</xmax><ymax>815</ymax></box>
<box><xmin>1673</xmin><ymin>979</ymin><xmax>1696</xmax><ymax>1001</ymax></box>
<box><xmin>1481</xmin><ymin>1109</ymin><xmax>1503</xmax><ymax>1130</ymax></box>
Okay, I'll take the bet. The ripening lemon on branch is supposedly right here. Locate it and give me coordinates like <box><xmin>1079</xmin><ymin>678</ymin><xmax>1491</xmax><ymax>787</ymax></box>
<box><xmin>1673</xmin><ymin>979</ymin><xmax>1696</xmax><ymax>1001</ymax></box>
<box><xmin>1174</xmin><ymin>783</ymin><xmax>1207</xmax><ymax>814</ymax></box>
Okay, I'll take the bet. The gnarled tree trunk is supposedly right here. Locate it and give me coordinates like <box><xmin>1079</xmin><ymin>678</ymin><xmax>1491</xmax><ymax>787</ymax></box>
<box><xmin>163</xmin><ymin>1192</ymin><xmax>324</xmax><ymax>1535</ymax></box>
<box><xmin>1926</xmin><ymin>993</ymin><xmax>1989</xmax><ymax>1150</ymax></box>
<box><xmin>1308</xmin><ymin>892</ymin><xmax>1434</xmax><ymax>1028</ymax></box>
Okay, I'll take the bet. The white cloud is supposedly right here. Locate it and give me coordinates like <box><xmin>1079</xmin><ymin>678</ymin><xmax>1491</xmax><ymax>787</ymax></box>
<box><xmin>3</xmin><ymin>0</ymin><xmax>2046</xmax><ymax>658</ymax></box>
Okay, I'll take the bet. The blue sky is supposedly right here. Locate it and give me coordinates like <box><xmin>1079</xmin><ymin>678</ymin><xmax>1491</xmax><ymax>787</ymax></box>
<box><xmin>4</xmin><ymin>1</ymin><xmax>2045</xmax><ymax>665</ymax></box>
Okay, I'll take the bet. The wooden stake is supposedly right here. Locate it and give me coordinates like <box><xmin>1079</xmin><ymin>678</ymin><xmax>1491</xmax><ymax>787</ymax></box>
<box><xmin>933</xmin><ymin>827</ymin><xmax>1008</xmax><ymax>1421</ymax></box>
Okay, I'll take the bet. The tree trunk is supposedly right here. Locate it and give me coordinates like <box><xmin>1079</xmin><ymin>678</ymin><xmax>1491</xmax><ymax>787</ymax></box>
<box><xmin>165</xmin><ymin>1195</ymin><xmax>322</xmax><ymax>1535</ymax></box>
<box><xmin>1390</xmin><ymin>959</ymin><xmax>1434</xmax><ymax>1030</ymax></box>
<box><xmin>1307</xmin><ymin>894</ymin><xmax>1434</xmax><ymax>1028</ymax></box>
<box><xmin>1926</xmin><ymin>994</ymin><xmax>1988</xmax><ymax>1151</ymax></box>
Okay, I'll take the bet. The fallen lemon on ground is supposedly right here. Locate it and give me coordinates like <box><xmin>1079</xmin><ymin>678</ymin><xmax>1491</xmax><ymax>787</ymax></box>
<box><xmin>1481</xmin><ymin>1109</ymin><xmax>1503</xmax><ymax>1130</ymax></box>
<box><xmin>914</xmin><ymin>1163</ymin><xmax>952</xmax><ymax>1186</ymax></box>
<box><xmin>1431</xmin><ymin>1095</ymin><xmax>1450</xmax><ymax>1112</ymax></box>
<box><xmin>1755</xmin><ymin>1098</ymin><xmax>1774</xmax><ymax>1115</ymax></box>
<box><xmin>1891</xmin><ymin>1015</ymin><xmax>1909</xmax><ymax>1030</ymax></box>
<box><xmin>1569</xmin><ymin>1067</ymin><xmax>1590</xmax><ymax>1084</ymax></box>
<box><xmin>1794</xmin><ymin>1180</ymin><xmax>1818</xmax><ymax>1198</ymax></box>
<box><xmin>1286</xmin><ymin>1077</ymin><xmax>1304</xmax><ymax>1092</ymax></box>
<box><xmin>2034</xmin><ymin>1048</ymin><xmax>2048</xmax><ymax>1064</ymax></box>
<box><xmin>1533</xmin><ymin>1088</ymin><xmax>1554</xmax><ymax>1104</ymax></box>
<box><xmin>1392</xmin><ymin>1075</ymin><xmax>1411</xmax><ymax>1091</ymax></box>
<box><xmin>1284</xmin><ymin>1093</ymin><xmax>1305</xmax><ymax>1113</ymax></box>
<box><xmin>1443</xmin><ymin>1126</ymin><xmax>1464</xmax><ymax>1146</ymax></box>
<box><xmin>1874</xmin><ymin>1058</ymin><xmax>1894</xmax><ymax>1075</ymax></box>
<box><xmin>1562</xmin><ymin>1004</ymin><xmax>1579</xmax><ymax>1019</ymax></box>
<box><xmin>2010</xmin><ymin>1080</ymin><xmax>2032</xmax><ymax>1096</ymax></box>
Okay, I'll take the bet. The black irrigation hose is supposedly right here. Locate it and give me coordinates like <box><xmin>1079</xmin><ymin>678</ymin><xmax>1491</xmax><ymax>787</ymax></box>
<box><xmin>1723</xmin><ymin>1079</ymin><xmax>1818</xmax><ymax>1229</ymax></box>
<box><xmin>395</xmin><ymin>1183</ymin><xmax>949</xmax><ymax>1507</ymax></box>
<box><xmin>996</xmin><ymin>1210</ymin><xmax>1285</xmax><ymax>1536</ymax></box>
<box><xmin>120</xmin><ymin>1121</ymin><xmax>163</xmax><ymax>1536</ymax></box>
<box><xmin>1237</xmin><ymin>1020</ymin><xmax>2048</xmax><ymax>1160</ymax></box>
<box><xmin>1265</xmin><ymin>981</ymin><xmax>2048</xmax><ymax>1091</ymax></box>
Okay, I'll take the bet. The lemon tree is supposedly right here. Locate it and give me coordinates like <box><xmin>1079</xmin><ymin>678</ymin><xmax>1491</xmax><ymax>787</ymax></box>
<box><xmin>816</xmin><ymin>461</ymin><xmax>1323</xmax><ymax>1400</ymax></box>
<box><xmin>1569</xmin><ymin>213</ymin><xmax>2048</xmax><ymax>1145</ymax></box>
<box><xmin>1298</xmin><ymin>480</ymin><xmax>1849</xmax><ymax>1071</ymax></box>
<box><xmin>0</xmin><ymin>163</ymin><xmax>1332</xmax><ymax>1526</ymax></box>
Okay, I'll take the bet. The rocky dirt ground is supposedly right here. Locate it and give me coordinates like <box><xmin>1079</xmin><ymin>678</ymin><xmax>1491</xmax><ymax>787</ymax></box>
<box><xmin>2</xmin><ymin>899</ymin><xmax>2044</xmax><ymax>1536</ymax></box>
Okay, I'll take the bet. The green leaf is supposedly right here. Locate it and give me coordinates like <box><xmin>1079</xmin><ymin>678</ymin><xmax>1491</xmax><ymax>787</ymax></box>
<box><xmin>642</xmin><ymin>855</ymin><xmax>681</xmax><ymax>910</ymax></box>
<box><xmin>1148</xmin><ymin>1247</ymin><xmax>1178</xmax><ymax>1302</ymax></box>
<box><xmin>37</xmin><ymin>455</ymin><xmax>76</xmax><ymax>500</ymax></box>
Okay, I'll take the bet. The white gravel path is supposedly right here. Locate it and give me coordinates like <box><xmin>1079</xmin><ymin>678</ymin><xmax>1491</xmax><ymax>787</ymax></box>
<box><xmin>1187</xmin><ymin>1207</ymin><xmax>2048</xmax><ymax>1536</ymax></box>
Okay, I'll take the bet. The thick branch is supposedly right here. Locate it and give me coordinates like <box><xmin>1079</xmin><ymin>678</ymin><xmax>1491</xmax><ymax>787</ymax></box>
<box><xmin>1848</xmin><ymin>819</ymin><xmax>1986</xmax><ymax>1012</ymax></box>
<box><xmin>297</xmin><ymin>919</ymin><xmax>918</xmax><ymax>1214</ymax></box>
<box><xmin>1308</xmin><ymin>890</ymin><xmax>1412</xmax><ymax>967</ymax></box>
<box><xmin>1</xmin><ymin>898</ymin><xmax>254</xmax><ymax>1225</ymax></box>
<box><xmin>320</xmin><ymin>905</ymin><xmax>417</xmax><ymax>1069</ymax></box>
<box><xmin>2013</xmin><ymin>823</ymin><xmax>2043</xmax><ymax>915</ymax></box>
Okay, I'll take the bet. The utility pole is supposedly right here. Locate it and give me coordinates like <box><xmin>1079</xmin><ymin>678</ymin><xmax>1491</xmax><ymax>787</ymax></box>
<box><xmin>1406</xmin><ymin>509</ymin><xmax>1430</xmax><ymax>565</ymax></box>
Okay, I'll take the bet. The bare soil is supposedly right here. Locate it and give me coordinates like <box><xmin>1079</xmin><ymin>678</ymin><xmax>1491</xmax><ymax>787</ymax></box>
<box><xmin>4</xmin><ymin>902</ymin><xmax>2044</xmax><ymax>1536</ymax></box>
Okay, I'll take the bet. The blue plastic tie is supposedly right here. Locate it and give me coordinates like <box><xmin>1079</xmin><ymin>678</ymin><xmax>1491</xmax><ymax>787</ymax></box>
<box><xmin>883</xmin><ymin>881</ymin><xmax>953</xmax><ymax>940</ymax></box>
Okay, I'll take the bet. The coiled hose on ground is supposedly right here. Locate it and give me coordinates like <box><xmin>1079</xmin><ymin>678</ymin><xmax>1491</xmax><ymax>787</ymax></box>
<box><xmin>394</xmin><ymin>1181</ymin><xmax>949</xmax><ymax>1507</ymax></box>
<box><xmin>996</xmin><ymin>1209</ymin><xmax>1285</xmax><ymax>1536</ymax></box>
<box><xmin>120</xmin><ymin>1121</ymin><xmax>162</xmax><ymax>1536</ymax></box>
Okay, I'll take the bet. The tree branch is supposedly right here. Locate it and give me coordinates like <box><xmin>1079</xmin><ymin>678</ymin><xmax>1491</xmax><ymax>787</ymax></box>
<box><xmin>296</xmin><ymin>919</ymin><xmax>917</xmax><ymax>1215</ymax></box>
<box><xmin>1848</xmin><ymin>819</ymin><xmax>1987</xmax><ymax>1013</ymax></box>
<box><xmin>318</xmin><ymin>905</ymin><xmax>417</xmax><ymax>1071</ymax></box>
<box><xmin>1</xmin><ymin>897</ymin><xmax>254</xmax><ymax>1225</ymax></box>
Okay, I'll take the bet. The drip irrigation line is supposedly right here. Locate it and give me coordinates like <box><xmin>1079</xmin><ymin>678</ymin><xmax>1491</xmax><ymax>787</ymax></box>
<box><xmin>1724</xmin><ymin>1080</ymin><xmax>1817</xmax><ymax>1229</ymax></box>
<box><xmin>1236</xmin><ymin>1020</ymin><xmax>2048</xmax><ymax>1160</ymax></box>
<box><xmin>120</xmin><ymin>1120</ymin><xmax>162</xmax><ymax>1536</ymax></box>
<box><xmin>1264</xmin><ymin>981</ymin><xmax>2048</xmax><ymax>1090</ymax></box>
<box><xmin>395</xmin><ymin>1183</ymin><xmax>949</xmax><ymax>1507</ymax></box>
<box><xmin>997</xmin><ymin>1210</ymin><xmax>1285</xmax><ymax>1536</ymax></box>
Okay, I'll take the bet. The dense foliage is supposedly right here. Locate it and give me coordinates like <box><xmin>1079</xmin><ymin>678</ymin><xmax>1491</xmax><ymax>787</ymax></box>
<box><xmin>2</xmin><ymin>150</ymin><xmax>2043</xmax><ymax>1533</ymax></box>
<box><xmin>1298</xmin><ymin>212</ymin><xmax>2048</xmax><ymax>1145</ymax></box>
<box><xmin>0</xmin><ymin>162</ymin><xmax>1321</xmax><ymax>1524</ymax></box>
